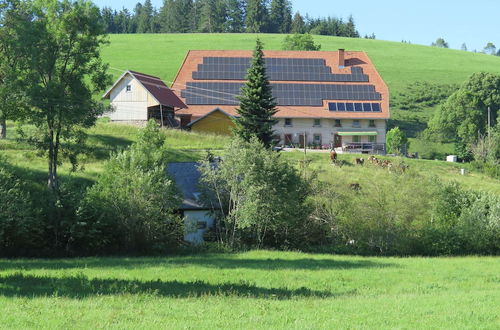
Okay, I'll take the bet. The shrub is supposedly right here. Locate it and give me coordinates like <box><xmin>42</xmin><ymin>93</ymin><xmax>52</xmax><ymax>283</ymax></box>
<box><xmin>0</xmin><ymin>158</ymin><xmax>43</xmax><ymax>256</ymax></box>
<box><xmin>199</xmin><ymin>137</ymin><xmax>311</xmax><ymax>249</ymax></box>
<box><xmin>74</xmin><ymin>121</ymin><xmax>183</xmax><ymax>254</ymax></box>
<box><xmin>386</xmin><ymin>127</ymin><xmax>409</xmax><ymax>155</ymax></box>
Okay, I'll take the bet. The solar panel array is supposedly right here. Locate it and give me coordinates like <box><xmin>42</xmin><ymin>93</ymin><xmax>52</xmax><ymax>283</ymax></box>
<box><xmin>181</xmin><ymin>82</ymin><xmax>382</xmax><ymax>106</ymax></box>
<box><xmin>328</xmin><ymin>102</ymin><xmax>382</xmax><ymax>112</ymax></box>
<box><xmin>192</xmin><ymin>57</ymin><xmax>369</xmax><ymax>82</ymax></box>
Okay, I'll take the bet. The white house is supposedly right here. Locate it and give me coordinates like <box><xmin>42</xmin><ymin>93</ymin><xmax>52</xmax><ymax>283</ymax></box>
<box><xmin>103</xmin><ymin>70</ymin><xmax>187</xmax><ymax>127</ymax></box>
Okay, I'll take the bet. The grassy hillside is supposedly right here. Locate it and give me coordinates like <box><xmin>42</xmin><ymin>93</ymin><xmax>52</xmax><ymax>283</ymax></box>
<box><xmin>1</xmin><ymin>251</ymin><xmax>499</xmax><ymax>328</ymax></box>
<box><xmin>101</xmin><ymin>34</ymin><xmax>500</xmax><ymax>94</ymax></box>
<box><xmin>101</xmin><ymin>33</ymin><xmax>500</xmax><ymax>155</ymax></box>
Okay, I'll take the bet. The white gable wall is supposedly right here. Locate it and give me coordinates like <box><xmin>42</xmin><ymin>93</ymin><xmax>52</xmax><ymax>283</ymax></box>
<box><xmin>106</xmin><ymin>74</ymin><xmax>159</xmax><ymax>121</ymax></box>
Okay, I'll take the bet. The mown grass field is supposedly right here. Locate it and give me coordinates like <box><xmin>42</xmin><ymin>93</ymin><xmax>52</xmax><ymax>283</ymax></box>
<box><xmin>0</xmin><ymin>251</ymin><xmax>499</xmax><ymax>329</ymax></box>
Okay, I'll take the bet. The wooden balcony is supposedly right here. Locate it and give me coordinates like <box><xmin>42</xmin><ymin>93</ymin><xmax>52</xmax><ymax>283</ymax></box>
<box><xmin>342</xmin><ymin>142</ymin><xmax>386</xmax><ymax>154</ymax></box>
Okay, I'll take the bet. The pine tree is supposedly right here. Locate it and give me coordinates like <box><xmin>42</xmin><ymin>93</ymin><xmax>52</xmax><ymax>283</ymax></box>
<box><xmin>225</xmin><ymin>0</ymin><xmax>245</xmax><ymax>32</ymax></box>
<box><xmin>291</xmin><ymin>12</ymin><xmax>305</xmax><ymax>34</ymax></box>
<box><xmin>245</xmin><ymin>0</ymin><xmax>268</xmax><ymax>33</ymax></box>
<box><xmin>269</xmin><ymin>0</ymin><xmax>292</xmax><ymax>33</ymax></box>
<box><xmin>233</xmin><ymin>39</ymin><xmax>278</xmax><ymax>147</ymax></box>
<box><xmin>461</xmin><ymin>43</ymin><xmax>468</xmax><ymax>51</ymax></box>
<box><xmin>200</xmin><ymin>0</ymin><xmax>226</xmax><ymax>32</ymax></box>
<box><xmin>137</xmin><ymin>0</ymin><xmax>153</xmax><ymax>33</ymax></box>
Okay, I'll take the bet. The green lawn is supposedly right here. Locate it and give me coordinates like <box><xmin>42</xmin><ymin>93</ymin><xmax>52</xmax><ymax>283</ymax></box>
<box><xmin>0</xmin><ymin>251</ymin><xmax>498</xmax><ymax>329</ymax></box>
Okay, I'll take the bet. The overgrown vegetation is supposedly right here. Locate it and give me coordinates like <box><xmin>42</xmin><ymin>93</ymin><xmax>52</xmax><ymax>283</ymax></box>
<box><xmin>391</xmin><ymin>81</ymin><xmax>458</xmax><ymax>112</ymax></box>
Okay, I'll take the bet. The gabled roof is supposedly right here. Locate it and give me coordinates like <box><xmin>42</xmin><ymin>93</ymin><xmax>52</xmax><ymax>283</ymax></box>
<box><xmin>172</xmin><ymin>50</ymin><xmax>389</xmax><ymax>120</ymax></box>
<box><xmin>103</xmin><ymin>70</ymin><xmax>187</xmax><ymax>109</ymax></box>
<box><xmin>167</xmin><ymin>162</ymin><xmax>207</xmax><ymax>210</ymax></box>
<box><xmin>186</xmin><ymin>108</ymin><xmax>236</xmax><ymax>127</ymax></box>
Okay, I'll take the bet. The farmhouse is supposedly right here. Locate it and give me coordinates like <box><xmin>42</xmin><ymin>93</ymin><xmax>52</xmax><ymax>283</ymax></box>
<box><xmin>103</xmin><ymin>70</ymin><xmax>187</xmax><ymax>127</ymax></box>
<box><xmin>172</xmin><ymin>49</ymin><xmax>390</xmax><ymax>153</ymax></box>
<box><xmin>167</xmin><ymin>162</ymin><xmax>215</xmax><ymax>244</ymax></box>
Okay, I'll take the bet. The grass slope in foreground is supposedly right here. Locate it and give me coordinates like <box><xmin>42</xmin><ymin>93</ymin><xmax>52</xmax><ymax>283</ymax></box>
<box><xmin>1</xmin><ymin>251</ymin><xmax>499</xmax><ymax>329</ymax></box>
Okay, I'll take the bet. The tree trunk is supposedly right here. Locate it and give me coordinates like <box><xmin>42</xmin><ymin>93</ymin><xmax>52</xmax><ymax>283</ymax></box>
<box><xmin>0</xmin><ymin>117</ymin><xmax>6</xmax><ymax>139</ymax></box>
<box><xmin>47</xmin><ymin>129</ymin><xmax>58</xmax><ymax>192</ymax></box>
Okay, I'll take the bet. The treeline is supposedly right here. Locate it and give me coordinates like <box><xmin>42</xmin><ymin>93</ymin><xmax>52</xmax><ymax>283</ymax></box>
<box><xmin>100</xmin><ymin>0</ymin><xmax>360</xmax><ymax>37</ymax></box>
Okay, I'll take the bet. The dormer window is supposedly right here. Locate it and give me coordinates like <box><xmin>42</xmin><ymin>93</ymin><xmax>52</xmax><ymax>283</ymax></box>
<box><xmin>126</xmin><ymin>85</ymin><xmax>132</xmax><ymax>92</ymax></box>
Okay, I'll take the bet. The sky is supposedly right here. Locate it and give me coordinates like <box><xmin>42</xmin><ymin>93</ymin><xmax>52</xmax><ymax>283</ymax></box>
<box><xmin>92</xmin><ymin>0</ymin><xmax>500</xmax><ymax>51</ymax></box>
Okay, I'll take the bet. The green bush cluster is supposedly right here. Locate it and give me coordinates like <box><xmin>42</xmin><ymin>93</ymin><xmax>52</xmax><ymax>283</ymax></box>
<box><xmin>0</xmin><ymin>121</ymin><xmax>183</xmax><ymax>257</ymax></box>
<box><xmin>391</xmin><ymin>81</ymin><xmax>458</xmax><ymax>112</ymax></box>
<box><xmin>309</xmin><ymin>172</ymin><xmax>499</xmax><ymax>256</ymax></box>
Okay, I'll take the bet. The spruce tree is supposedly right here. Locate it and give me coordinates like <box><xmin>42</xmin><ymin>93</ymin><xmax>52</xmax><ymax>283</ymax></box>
<box><xmin>245</xmin><ymin>0</ymin><xmax>268</xmax><ymax>33</ymax></box>
<box><xmin>269</xmin><ymin>0</ymin><xmax>292</xmax><ymax>33</ymax></box>
<box><xmin>233</xmin><ymin>39</ymin><xmax>278</xmax><ymax>147</ymax></box>
<box><xmin>291</xmin><ymin>12</ymin><xmax>305</xmax><ymax>34</ymax></box>
<box><xmin>225</xmin><ymin>0</ymin><xmax>245</xmax><ymax>32</ymax></box>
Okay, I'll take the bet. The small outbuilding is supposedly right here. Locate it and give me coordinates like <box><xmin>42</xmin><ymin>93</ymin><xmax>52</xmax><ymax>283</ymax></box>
<box><xmin>103</xmin><ymin>70</ymin><xmax>187</xmax><ymax>127</ymax></box>
<box><xmin>167</xmin><ymin>162</ymin><xmax>215</xmax><ymax>244</ymax></box>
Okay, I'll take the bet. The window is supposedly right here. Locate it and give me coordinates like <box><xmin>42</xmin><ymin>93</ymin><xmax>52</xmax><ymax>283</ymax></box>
<box><xmin>313</xmin><ymin>134</ymin><xmax>322</xmax><ymax>145</ymax></box>
<box><xmin>313</xmin><ymin>119</ymin><xmax>321</xmax><ymax>127</ymax></box>
<box><xmin>352</xmin><ymin>120</ymin><xmax>361</xmax><ymax>128</ymax></box>
<box><xmin>334</xmin><ymin>119</ymin><xmax>342</xmax><ymax>127</ymax></box>
<box><xmin>352</xmin><ymin>135</ymin><xmax>360</xmax><ymax>143</ymax></box>
<box><xmin>284</xmin><ymin>118</ymin><xmax>292</xmax><ymax>127</ymax></box>
<box><xmin>368</xmin><ymin>135</ymin><xmax>376</xmax><ymax>143</ymax></box>
<box><xmin>369</xmin><ymin>120</ymin><xmax>376</xmax><ymax>127</ymax></box>
<box><xmin>126</xmin><ymin>84</ymin><xmax>132</xmax><ymax>92</ymax></box>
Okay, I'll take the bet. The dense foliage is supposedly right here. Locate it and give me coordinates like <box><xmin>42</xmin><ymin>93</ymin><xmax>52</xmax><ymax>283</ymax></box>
<box><xmin>233</xmin><ymin>39</ymin><xmax>277</xmax><ymax>147</ymax></box>
<box><xmin>199</xmin><ymin>137</ymin><xmax>311</xmax><ymax>249</ymax></box>
<box><xmin>310</xmin><ymin>168</ymin><xmax>500</xmax><ymax>256</ymax></box>
<box><xmin>386</xmin><ymin>127</ymin><xmax>409</xmax><ymax>155</ymax></box>
<box><xmin>99</xmin><ymin>0</ymin><xmax>360</xmax><ymax>37</ymax></box>
<box><xmin>75</xmin><ymin>121</ymin><xmax>183</xmax><ymax>254</ymax></box>
<box><xmin>0</xmin><ymin>0</ymin><xmax>111</xmax><ymax>191</ymax></box>
<box><xmin>391</xmin><ymin>81</ymin><xmax>458</xmax><ymax>112</ymax></box>
<box><xmin>282</xmin><ymin>33</ymin><xmax>321</xmax><ymax>51</ymax></box>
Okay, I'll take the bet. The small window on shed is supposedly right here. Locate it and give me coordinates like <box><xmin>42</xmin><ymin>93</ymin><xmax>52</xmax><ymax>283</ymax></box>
<box><xmin>126</xmin><ymin>85</ymin><xmax>132</xmax><ymax>92</ymax></box>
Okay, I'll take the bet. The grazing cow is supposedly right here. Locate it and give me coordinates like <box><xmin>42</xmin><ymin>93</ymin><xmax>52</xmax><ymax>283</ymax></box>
<box><xmin>329</xmin><ymin>149</ymin><xmax>337</xmax><ymax>162</ymax></box>
<box><xmin>355</xmin><ymin>158</ymin><xmax>364</xmax><ymax>165</ymax></box>
<box><xmin>381</xmin><ymin>159</ymin><xmax>391</xmax><ymax>168</ymax></box>
<box><xmin>349</xmin><ymin>183</ymin><xmax>361</xmax><ymax>191</ymax></box>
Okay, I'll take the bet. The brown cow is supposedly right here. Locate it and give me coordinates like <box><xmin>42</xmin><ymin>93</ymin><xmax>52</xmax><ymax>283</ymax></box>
<box><xmin>330</xmin><ymin>149</ymin><xmax>337</xmax><ymax>162</ymax></box>
<box><xmin>355</xmin><ymin>158</ymin><xmax>364</xmax><ymax>165</ymax></box>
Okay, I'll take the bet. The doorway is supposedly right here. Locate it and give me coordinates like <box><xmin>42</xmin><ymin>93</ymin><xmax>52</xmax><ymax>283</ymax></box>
<box><xmin>334</xmin><ymin>134</ymin><xmax>342</xmax><ymax>148</ymax></box>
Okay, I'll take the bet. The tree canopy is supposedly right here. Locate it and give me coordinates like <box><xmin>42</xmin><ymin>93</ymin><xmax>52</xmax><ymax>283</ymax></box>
<box><xmin>1</xmin><ymin>0</ymin><xmax>111</xmax><ymax>191</ymax></box>
<box><xmin>282</xmin><ymin>33</ymin><xmax>321</xmax><ymax>51</ymax></box>
<box><xmin>431</xmin><ymin>38</ymin><xmax>449</xmax><ymax>48</ymax></box>
<box><xmin>428</xmin><ymin>72</ymin><xmax>500</xmax><ymax>144</ymax></box>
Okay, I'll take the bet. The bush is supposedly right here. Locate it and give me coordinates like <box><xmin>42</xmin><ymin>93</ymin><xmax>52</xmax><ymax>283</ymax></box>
<box><xmin>0</xmin><ymin>158</ymin><xmax>44</xmax><ymax>256</ymax></box>
<box><xmin>199</xmin><ymin>137</ymin><xmax>311</xmax><ymax>249</ymax></box>
<box><xmin>386</xmin><ymin>127</ymin><xmax>409</xmax><ymax>155</ymax></box>
<box><xmin>74</xmin><ymin>121</ymin><xmax>183</xmax><ymax>254</ymax></box>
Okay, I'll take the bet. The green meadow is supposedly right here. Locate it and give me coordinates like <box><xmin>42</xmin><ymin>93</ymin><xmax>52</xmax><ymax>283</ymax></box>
<box><xmin>1</xmin><ymin>251</ymin><xmax>499</xmax><ymax>329</ymax></box>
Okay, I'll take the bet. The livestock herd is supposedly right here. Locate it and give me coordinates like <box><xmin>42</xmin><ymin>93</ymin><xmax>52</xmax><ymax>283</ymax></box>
<box><xmin>329</xmin><ymin>151</ymin><xmax>409</xmax><ymax>173</ymax></box>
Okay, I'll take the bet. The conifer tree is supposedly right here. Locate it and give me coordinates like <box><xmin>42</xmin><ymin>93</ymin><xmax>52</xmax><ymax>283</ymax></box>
<box><xmin>137</xmin><ymin>0</ymin><xmax>153</xmax><ymax>33</ymax></box>
<box><xmin>233</xmin><ymin>39</ymin><xmax>278</xmax><ymax>147</ymax></box>
<box><xmin>225</xmin><ymin>0</ymin><xmax>245</xmax><ymax>32</ymax></box>
<box><xmin>291</xmin><ymin>12</ymin><xmax>305</xmax><ymax>33</ymax></box>
<box><xmin>245</xmin><ymin>0</ymin><xmax>268</xmax><ymax>33</ymax></box>
<box><xmin>269</xmin><ymin>0</ymin><xmax>291</xmax><ymax>33</ymax></box>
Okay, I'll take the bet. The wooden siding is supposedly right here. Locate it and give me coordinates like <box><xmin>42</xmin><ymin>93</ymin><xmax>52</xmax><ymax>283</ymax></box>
<box><xmin>190</xmin><ymin>110</ymin><xmax>235</xmax><ymax>135</ymax></box>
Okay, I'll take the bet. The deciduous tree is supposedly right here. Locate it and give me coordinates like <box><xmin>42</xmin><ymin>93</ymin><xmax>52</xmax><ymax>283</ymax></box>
<box><xmin>282</xmin><ymin>33</ymin><xmax>321</xmax><ymax>51</ymax></box>
<box><xmin>4</xmin><ymin>0</ymin><xmax>111</xmax><ymax>191</ymax></box>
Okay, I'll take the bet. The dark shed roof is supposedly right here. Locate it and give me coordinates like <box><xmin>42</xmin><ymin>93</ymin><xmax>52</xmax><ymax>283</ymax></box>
<box><xmin>129</xmin><ymin>71</ymin><xmax>187</xmax><ymax>109</ymax></box>
<box><xmin>167</xmin><ymin>162</ymin><xmax>208</xmax><ymax>210</ymax></box>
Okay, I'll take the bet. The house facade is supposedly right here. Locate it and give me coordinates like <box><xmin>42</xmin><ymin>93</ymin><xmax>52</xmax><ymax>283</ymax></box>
<box><xmin>172</xmin><ymin>49</ymin><xmax>390</xmax><ymax>153</ymax></box>
<box><xmin>103</xmin><ymin>70</ymin><xmax>187</xmax><ymax>127</ymax></box>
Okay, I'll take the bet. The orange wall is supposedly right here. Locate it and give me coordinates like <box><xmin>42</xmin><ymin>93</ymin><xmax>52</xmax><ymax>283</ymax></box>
<box><xmin>191</xmin><ymin>110</ymin><xmax>235</xmax><ymax>135</ymax></box>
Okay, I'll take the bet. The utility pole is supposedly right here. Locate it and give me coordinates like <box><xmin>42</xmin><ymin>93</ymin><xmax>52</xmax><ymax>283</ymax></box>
<box><xmin>488</xmin><ymin>106</ymin><xmax>491</xmax><ymax>145</ymax></box>
<box><xmin>160</xmin><ymin>104</ymin><xmax>164</xmax><ymax>128</ymax></box>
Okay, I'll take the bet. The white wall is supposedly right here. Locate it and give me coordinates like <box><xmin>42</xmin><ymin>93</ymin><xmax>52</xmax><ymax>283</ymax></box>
<box><xmin>273</xmin><ymin>118</ymin><xmax>386</xmax><ymax>145</ymax></box>
<box><xmin>184</xmin><ymin>210</ymin><xmax>215</xmax><ymax>244</ymax></box>
<box><xmin>105</xmin><ymin>75</ymin><xmax>158</xmax><ymax>121</ymax></box>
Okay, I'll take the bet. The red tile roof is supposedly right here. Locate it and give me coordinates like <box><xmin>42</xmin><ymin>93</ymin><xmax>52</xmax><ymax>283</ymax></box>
<box><xmin>172</xmin><ymin>50</ymin><xmax>389</xmax><ymax>120</ymax></box>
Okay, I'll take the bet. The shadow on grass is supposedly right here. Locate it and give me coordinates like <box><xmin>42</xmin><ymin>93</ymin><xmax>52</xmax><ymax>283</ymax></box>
<box><xmin>85</xmin><ymin>134</ymin><xmax>133</xmax><ymax>160</ymax></box>
<box><xmin>0</xmin><ymin>273</ymin><xmax>335</xmax><ymax>299</ymax></box>
<box><xmin>0</xmin><ymin>256</ymin><xmax>395</xmax><ymax>271</ymax></box>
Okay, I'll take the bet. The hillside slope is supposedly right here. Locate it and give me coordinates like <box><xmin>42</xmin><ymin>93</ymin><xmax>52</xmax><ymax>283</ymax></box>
<box><xmin>101</xmin><ymin>33</ymin><xmax>500</xmax><ymax>94</ymax></box>
<box><xmin>101</xmin><ymin>34</ymin><xmax>500</xmax><ymax>156</ymax></box>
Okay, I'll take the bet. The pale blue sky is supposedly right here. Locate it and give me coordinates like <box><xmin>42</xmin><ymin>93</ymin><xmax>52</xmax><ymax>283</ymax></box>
<box><xmin>92</xmin><ymin>0</ymin><xmax>500</xmax><ymax>51</ymax></box>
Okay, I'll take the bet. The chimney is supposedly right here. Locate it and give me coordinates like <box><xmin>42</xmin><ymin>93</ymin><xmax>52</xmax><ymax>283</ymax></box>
<box><xmin>338</xmin><ymin>49</ymin><xmax>345</xmax><ymax>68</ymax></box>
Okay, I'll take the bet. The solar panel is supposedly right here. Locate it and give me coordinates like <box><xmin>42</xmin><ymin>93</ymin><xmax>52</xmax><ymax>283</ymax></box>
<box><xmin>327</xmin><ymin>102</ymin><xmax>382</xmax><ymax>113</ymax></box>
<box><xmin>192</xmin><ymin>57</ymin><xmax>369</xmax><ymax>82</ymax></box>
